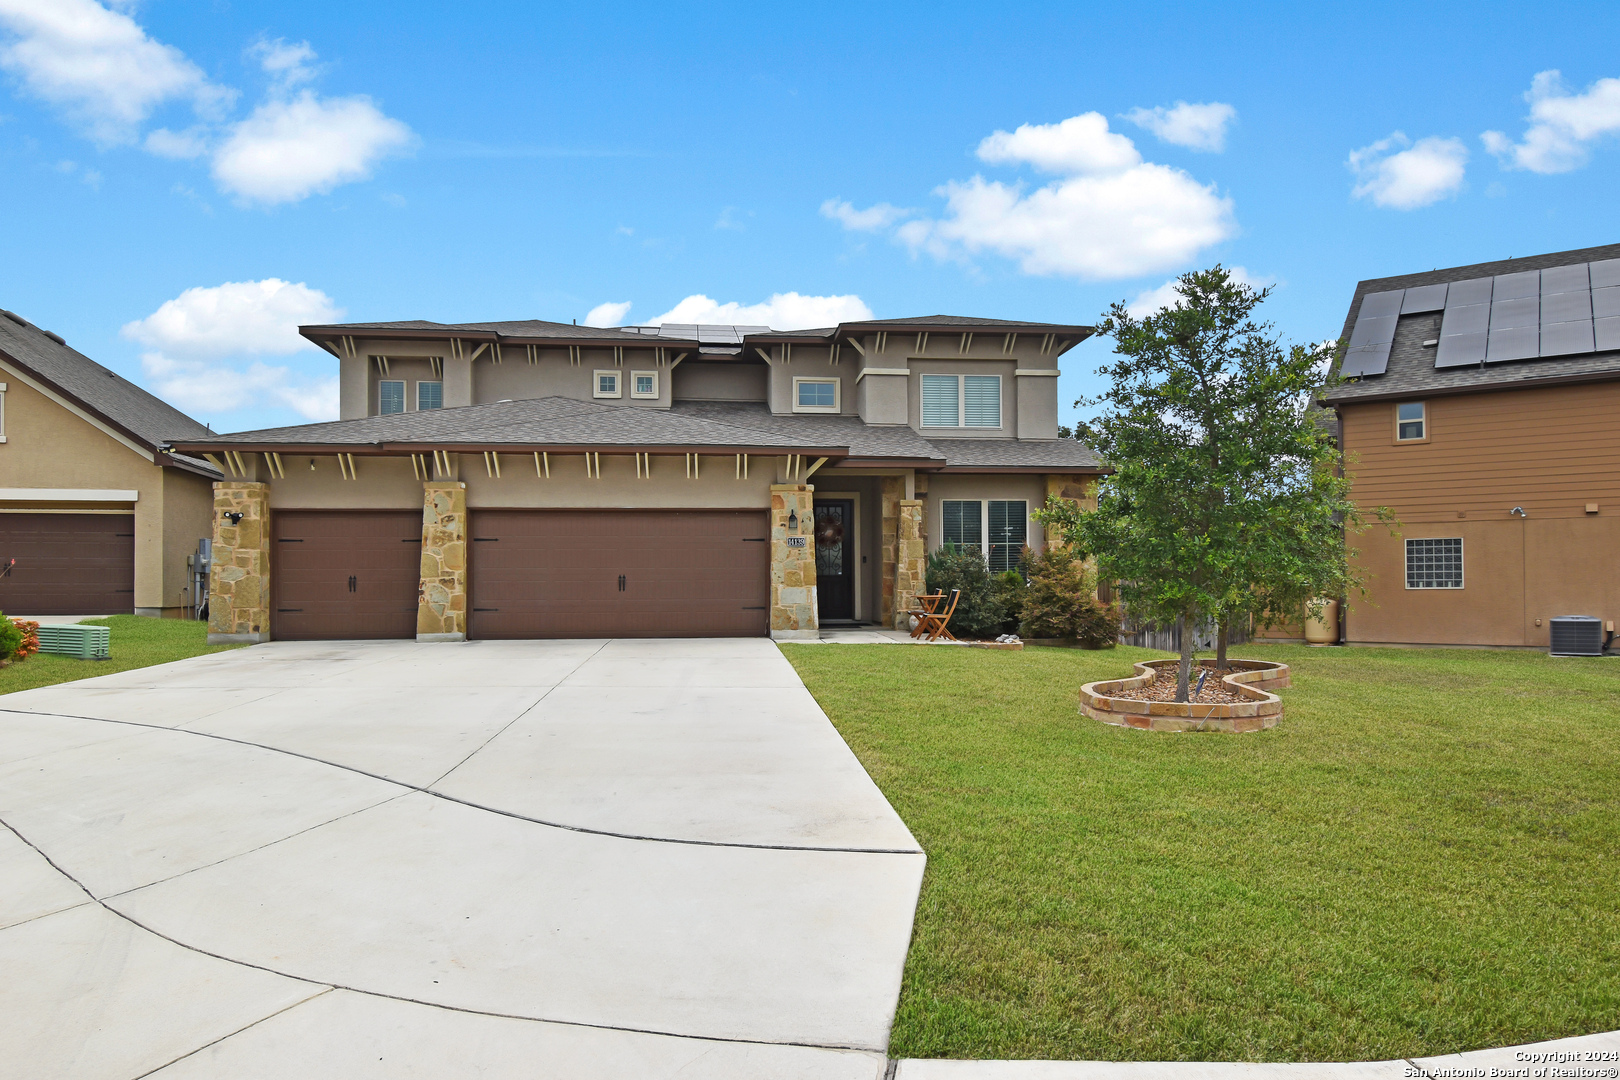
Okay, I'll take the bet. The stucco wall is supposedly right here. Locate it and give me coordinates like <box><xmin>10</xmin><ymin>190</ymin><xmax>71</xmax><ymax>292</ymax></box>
<box><xmin>765</xmin><ymin>351</ymin><xmax>855</xmax><ymax>416</ymax></box>
<box><xmin>907</xmin><ymin>358</ymin><xmax>1019</xmax><ymax>438</ymax></box>
<box><xmin>922</xmin><ymin>473</ymin><xmax>1047</xmax><ymax>558</ymax></box>
<box><xmin>672</xmin><ymin>360</ymin><xmax>767</xmax><ymax>402</ymax></box>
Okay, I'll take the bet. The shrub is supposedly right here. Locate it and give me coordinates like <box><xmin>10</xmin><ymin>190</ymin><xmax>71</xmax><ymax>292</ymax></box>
<box><xmin>994</xmin><ymin>569</ymin><xmax>1026</xmax><ymax>635</ymax></box>
<box><xmin>1018</xmin><ymin>546</ymin><xmax>1122</xmax><ymax>648</ymax></box>
<box><xmin>12</xmin><ymin>619</ymin><xmax>39</xmax><ymax>660</ymax></box>
<box><xmin>0</xmin><ymin>615</ymin><xmax>23</xmax><ymax>663</ymax></box>
<box><xmin>925</xmin><ymin>545</ymin><xmax>1010</xmax><ymax>640</ymax></box>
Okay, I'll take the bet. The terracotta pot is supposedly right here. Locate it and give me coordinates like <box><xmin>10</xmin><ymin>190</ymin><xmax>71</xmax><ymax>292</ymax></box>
<box><xmin>1304</xmin><ymin>598</ymin><xmax>1339</xmax><ymax>646</ymax></box>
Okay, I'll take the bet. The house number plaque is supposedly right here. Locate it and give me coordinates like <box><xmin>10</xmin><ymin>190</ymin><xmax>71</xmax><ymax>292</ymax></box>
<box><xmin>785</xmin><ymin>536</ymin><xmax>807</xmax><ymax>548</ymax></box>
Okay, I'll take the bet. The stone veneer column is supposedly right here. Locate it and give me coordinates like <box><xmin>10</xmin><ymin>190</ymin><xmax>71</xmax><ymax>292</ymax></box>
<box><xmin>417</xmin><ymin>481</ymin><xmax>468</xmax><ymax>642</ymax></box>
<box><xmin>1043</xmin><ymin>473</ymin><xmax>1097</xmax><ymax>546</ymax></box>
<box><xmin>769</xmin><ymin>484</ymin><xmax>819</xmax><ymax>641</ymax></box>
<box><xmin>879</xmin><ymin>477</ymin><xmax>902</xmax><ymax>627</ymax></box>
<box><xmin>893</xmin><ymin>499</ymin><xmax>926</xmax><ymax>630</ymax></box>
<box><xmin>207</xmin><ymin>481</ymin><xmax>271</xmax><ymax>645</ymax></box>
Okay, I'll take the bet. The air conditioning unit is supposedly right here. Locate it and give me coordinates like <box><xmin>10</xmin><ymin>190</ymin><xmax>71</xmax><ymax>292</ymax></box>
<box><xmin>1549</xmin><ymin>616</ymin><xmax>1603</xmax><ymax>657</ymax></box>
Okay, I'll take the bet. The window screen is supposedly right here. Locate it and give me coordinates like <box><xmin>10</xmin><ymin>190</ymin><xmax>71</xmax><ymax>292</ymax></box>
<box><xmin>798</xmin><ymin>380</ymin><xmax>836</xmax><ymax>408</ymax></box>
<box><xmin>941</xmin><ymin>500</ymin><xmax>982</xmax><ymax>550</ymax></box>
<box><xmin>964</xmin><ymin>376</ymin><xmax>1001</xmax><ymax>428</ymax></box>
<box><xmin>417</xmin><ymin>381</ymin><xmax>443</xmax><ymax>410</ymax></box>
<box><xmin>988</xmin><ymin>500</ymin><xmax>1027</xmax><ymax>572</ymax></box>
<box><xmin>1406</xmin><ymin>538</ymin><xmax>1463</xmax><ymax>589</ymax></box>
<box><xmin>922</xmin><ymin>375</ymin><xmax>960</xmax><ymax>427</ymax></box>
<box><xmin>1397</xmin><ymin>402</ymin><xmax>1424</xmax><ymax>440</ymax></box>
<box><xmin>379</xmin><ymin>380</ymin><xmax>405</xmax><ymax>415</ymax></box>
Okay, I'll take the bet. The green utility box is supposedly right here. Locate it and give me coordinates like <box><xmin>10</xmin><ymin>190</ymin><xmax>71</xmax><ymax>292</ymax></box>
<box><xmin>36</xmin><ymin>624</ymin><xmax>111</xmax><ymax>660</ymax></box>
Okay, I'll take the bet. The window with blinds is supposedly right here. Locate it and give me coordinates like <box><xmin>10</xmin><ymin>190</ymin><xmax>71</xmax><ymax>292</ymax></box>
<box><xmin>988</xmin><ymin>500</ymin><xmax>1027</xmax><ymax>572</ymax></box>
<box><xmin>379</xmin><ymin>380</ymin><xmax>405</xmax><ymax>415</ymax></box>
<box><xmin>921</xmin><ymin>375</ymin><xmax>959</xmax><ymax>427</ymax></box>
<box><xmin>964</xmin><ymin>376</ymin><xmax>1001</xmax><ymax>427</ymax></box>
<box><xmin>417</xmin><ymin>381</ymin><xmax>443</xmax><ymax>410</ymax></box>
<box><xmin>941</xmin><ymin>500</ymin><xmax>982</xmax><ymax>550</ymax></box>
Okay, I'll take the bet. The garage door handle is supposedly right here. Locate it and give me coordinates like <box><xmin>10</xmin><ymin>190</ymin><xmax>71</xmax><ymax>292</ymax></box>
<box><xmin>618</xmin><ymin>575</ymin><xmax>626</xmax><ymax>592</ymax></box>
<box><xmin>348</xmin><ymin>575</ymin><xmax>357</xmax><ymax>592</ymax></box>
<box><xmin>278</xmin><ymin>608</ymin><xmax>304</xmax><ymax>613</ymax></box>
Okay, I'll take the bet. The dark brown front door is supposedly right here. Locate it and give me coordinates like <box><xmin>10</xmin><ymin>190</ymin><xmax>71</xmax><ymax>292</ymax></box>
<box><xmin>271</xmin><ymin>511</ymin><xmax>422</xmax><ymax>640</ymax></box>
<box><xmin>468</xmin><ymin>509</ymin><xmax>769</xmax><ymax>638</ymax></box>
<box><xmin>813</xmin><ymin>499</ymin><xmax>855</xmax><ymax>621</ymax></box>
<box><xmin>0</xmin><ymin>513</ymin><xmax>135</xmax><ymax>615</ymax></box>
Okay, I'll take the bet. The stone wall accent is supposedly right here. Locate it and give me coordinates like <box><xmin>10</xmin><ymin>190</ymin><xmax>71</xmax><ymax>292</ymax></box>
<box><xmin>1079</xmin><ymin>659</ymin><xmax>1289</xmax><ymax>733</ymax></box>
<box><xmin>894</xmin><ymin>499</ymin><xmax>926</xmax><ymax>630</ymax></box>
<box><xmin>769</xmin><ymin>484</ymin><xmax>819</xmax><ymax>641</ymax></box>
<box><xmin>879</xmin><ymin>477</ymin><xmax>902</xmax><ymax>627</ymax></box>
<box><xmin>417</xmin><ymin>481</ymin><xmax>468</xmax><ymax>642</ymax></box>
<box><xmin>208</xmin><ymin>481</ymin><xmax>271</xmax><ymax>645</ymax></box>
<box><xmin>1043</xmin><ymin>473</ymin><xmax>1095</xmax><ymax>547</ymax></box>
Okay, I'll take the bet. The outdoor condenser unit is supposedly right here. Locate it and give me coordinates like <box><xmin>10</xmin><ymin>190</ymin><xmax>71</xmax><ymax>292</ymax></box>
<box><xmin>1548</xmin><ymin>616</ymin><xmax>1604</xmax><ymax>657</ymax></box>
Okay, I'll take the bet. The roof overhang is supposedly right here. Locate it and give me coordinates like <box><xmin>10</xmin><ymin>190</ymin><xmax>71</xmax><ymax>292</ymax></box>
<box><xmin>1323</xmin><ymin>365</ymin><xmax>1620</xmax><ymax>406</ymax></box>
<box><xmin>299</xmin><ymin>325</ymin><xmax>704</xmax><ymax>352</ymax></box>
<box><xmin>166</xmin><ymin>439</ymin><xmax>853</xmax><ymax>458</ymax></box>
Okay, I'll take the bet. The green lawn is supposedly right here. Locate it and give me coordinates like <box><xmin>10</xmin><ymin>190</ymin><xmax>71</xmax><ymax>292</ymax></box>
<box><xmin>781</xmin><ymin>642</ymin><xmax>1620</xmax><ymax>1063</ymax></box>
<box><xmin>0</xmin><ymin>615</ymin><xmax>240</xmax><ymax>695</ymax></box>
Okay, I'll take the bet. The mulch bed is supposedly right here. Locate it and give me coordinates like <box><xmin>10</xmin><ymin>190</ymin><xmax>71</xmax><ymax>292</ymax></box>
<box><xmin>1105</xmin><ymin>667</ymin><xmax>1249</xmax><ymax>704</ymax></box>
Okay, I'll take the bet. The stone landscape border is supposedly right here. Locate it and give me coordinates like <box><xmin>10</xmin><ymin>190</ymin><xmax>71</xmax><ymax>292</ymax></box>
<box><xmin>1080</xmin><ymin>659</ymin><xmax>1290</xmax><ymax>733</ymax></box>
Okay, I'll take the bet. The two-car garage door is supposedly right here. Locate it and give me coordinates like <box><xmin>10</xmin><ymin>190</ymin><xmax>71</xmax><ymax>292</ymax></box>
<box><xmin>269</xmin><ymin>509</ymin><xmax>769</xmax><ymax>639</ymax></box>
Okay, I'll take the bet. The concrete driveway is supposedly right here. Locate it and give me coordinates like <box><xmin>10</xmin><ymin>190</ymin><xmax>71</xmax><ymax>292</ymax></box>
<box><xmin>0</xmin><ymin>638</ymin><xmax>924</xmax><ymax>1080</ymax></box>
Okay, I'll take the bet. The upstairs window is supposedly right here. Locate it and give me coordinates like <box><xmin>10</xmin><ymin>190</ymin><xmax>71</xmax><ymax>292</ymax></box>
<box><xmin>794</xmin><ymin>377</ymin><xmax>839</xmax><ymax>412</ymax></box>
<box><xmin>631</xmin><ymin>371</ymin><xmax>659</xmax><ymax>398</ymax></box>
<box><xmin>1406</xmin><ymin>537</ymin><xmax>1463</xmax><ymax>589</ymax></box>
<box><xmin>378</xmin><ymin>380</ymin><xmax>405</xmax><ymax>415</ymax></box>
<box><xmin>1396</xmin><ymin>401</ymin><xmax>1426</xmax><ymax>441</ymax></box>
<box><xmin>921</xmin><ymin>374</ymin><xmax>1001</xmax><ymax>427</ymax></box>
<box><xmin>417</xmin><ymin>381</ymin><xmax>443</xmax><ymax>410</ymax></box>
<box><xmin>594</xmin><ymin>371</ymin><xmax>621</xmax><ymax>398</ymax></box>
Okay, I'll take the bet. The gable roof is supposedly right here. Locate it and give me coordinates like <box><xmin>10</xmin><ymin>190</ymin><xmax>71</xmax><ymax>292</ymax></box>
<box><xmin>1324</xmin><ymin>241</ymin><xmax>1620</xmax><ymax>404</ymax></box>
<box><xmin>0</xmin><ymin>308</ymin><xmax>219</xmax><ymax>476</ymax></box>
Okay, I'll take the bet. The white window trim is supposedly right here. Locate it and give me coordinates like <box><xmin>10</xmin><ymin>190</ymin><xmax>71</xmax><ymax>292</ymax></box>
<box><xmin>417</xmin><ymin>380</ymin><xmax>443</xmax><ymax>410</ymax></box>
<box><xmin>1396</xmin><ymin>401</ymin><xmax>1427</xmax><ymax>442</ymax></box>
<box><xmin>1405</xmin><ymin>536</ymin><xmax>1464</xmax><ymax>590</ymax></box>
<box><xmin>378</xmin><ymin>379</ymin><xmax>406</xmax><ymax>415</ymax></box>
<box><xmin>920</xmin><ymin>373</ymin><xmax>1002</xmax><ymax>429</ymax></box>
<box><xmin>630</xmin><ymin>370</ymin><xmax>660</xmax><ymax>399</ymax></box>
<box><xmin>0</xmin><ymin>381</ymin><xmax>7</xmax><ymax>443</ymax></box>
<box><xmin>939</xmin><ymin>498</ymin><xmax>1030</xmax><ymax>565</ymax></box>
<box><xmin>792</xmin><ymin>376</ymin><xmax>840</xmax><ymax>413</ymax></box>
<box><xmin>593</xmin><ymin>370</ymin><xmax>622</xmax><ymax>399</ymax></box>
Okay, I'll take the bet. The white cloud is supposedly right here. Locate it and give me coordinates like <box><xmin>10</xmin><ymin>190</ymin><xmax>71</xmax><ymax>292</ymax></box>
<box><xmin>140</xmin><ymin>352</ymin><xmax>339</xmax><ymax>421</ymax></box>
<box><xmin>1483</xmin><ymin>70</ymin><xmax>1620</xmax><ymax>174</ymax></box>
<box><xmin>1348</xmin><ymin>132</ymin><xmax>1468</xmax><ymax>210</ymax></box>
<box><xmin>251</xmin><ymin>37</ymin><xmax>317</xmax><ymax>89</ymax></box>
<box><xmin>821</xmin><ymin>198</ymin><xmax>915</xmax><ymax>231</ymax></box>
<box><xmin>585</xmin><ymin>300</ymin><xmax>632</xmax><ymax>327</ymax></box>
<box><xmin>0</xmin><ymin>0</ymin><xmax>231</xmax><ymax>144</ymax></box>
<box><xmin>1126</xmin><ymin>266</ymin><xmax>1269</xmax><ymax>317</ymax></box>
<box><xmin>1123</xmin><ymin>101</ymin><xmax>1237</xmax><ymax>152</ymax></box>
<box><xmin>144</xmin><ymin>125</ymin><xmax>208</xmax><ymax>159</ymax></box>
<box><xmin>121</xmin><ymin>279</ymin><xmax>342</xmax><ymax>359</ymax></box>
<box><xmin>211</xmin><ymin>91</ymin><xmax>414</xmax><ymax>204</ymax></box>
<box><xmin>976</xmin><ymin>112</ymin><xmax>1140</xmax><ymax>174</ymax></box>
<box><xmin>648</xmin><ymin>293</ymin><xmax>874</xmax><ymax>330</ymax></box>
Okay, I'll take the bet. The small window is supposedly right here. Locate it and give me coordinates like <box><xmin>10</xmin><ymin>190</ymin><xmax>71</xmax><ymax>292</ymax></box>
<box><xmin>379</xmin><ymin>380</ymin><xmax>405</xmax><ymax>415</ymax></box>
<box><xmin>794</xmin><ymin>377</ymin><xmax>839</xmax><ymax>412</ymax></box>
<box><xmin>941</xmin><ymin>500</ymin><xmax>983</xmax><ymax>550</ymax></box>
<box><xmin>631</xmin><ymin>371</ymin><xmax>659</xmax><ymax>399</ymax></box>
<box><xmin>417</xmin><ymin>381</ymin><xmax>443</xmax><ymax>410</ymax></box>
<box><xmin>1406</xmin><ymin>538</ymin><xmax>1463</xmax><ymax>589</ymax></box>
<box><xmin>921</xmin><ymin>375</ymin><xmax>960</xmax><ymax>427</ymax></box>
<box><xmin>988</xmin><ymin>500</ymin><xmax>1028</xmax><ymax>572</ymax></box>
<box><xmin>594</xmin><ymin>371</ymin><xmax>621</xmax><ymax>398</ymax></box>
<box><xmin>921</xmin><ymin>374</ymin><xmax>1002</xmax><ymax>428</ymax></box>
<box><xmin>1396</xmin><ymin>401</ymin><xmax>1426</xmax><ymax>441</ymax></box>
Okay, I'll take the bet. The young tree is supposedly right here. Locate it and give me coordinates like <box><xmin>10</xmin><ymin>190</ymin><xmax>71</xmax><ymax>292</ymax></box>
<box><xmin>1038</xmin><ymin>266</ymin><xmax>1390</xmax><ymax>701</ymax></box>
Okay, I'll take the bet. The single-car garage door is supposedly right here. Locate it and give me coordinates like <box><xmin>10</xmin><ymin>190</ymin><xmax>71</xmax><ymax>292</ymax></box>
<box><xmin>0</xmin><ymin>513</ymin><xmax>135</xmax><ymax>615</ymax></box>
<box><xmin>468</xmin><ymin>509</ymin><xmax>769</xmax><ymax>638</ymax></box>
<box><xmin>272</xmin><ymin>510</ymin><xmax>422</xmax><ymax>640</ymax></box>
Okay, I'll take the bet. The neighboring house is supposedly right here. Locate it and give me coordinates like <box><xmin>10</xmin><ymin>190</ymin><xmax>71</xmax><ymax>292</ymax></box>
<box><xmin>1324</xmin><ymin>242</ymin><xmax>1620</xmax><ymax>648</ymax></box>
<box><xmin>0</xmin><ymin>307</ymin><xmax>220</xmax><ymax>617</ymax></box>
<box><xmin>169</xmin><ymin>315</ymin><xmax>1103</xmax><ymax>643</ymax></box>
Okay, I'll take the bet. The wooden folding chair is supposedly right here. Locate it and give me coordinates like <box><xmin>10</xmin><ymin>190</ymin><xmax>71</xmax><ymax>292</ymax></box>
<box><xmin>914</xmin><ymin>588</ymin><xmax>961</xmax><ymax>642</ymax></box>
<box><xmin>907</xmin><ymin>592</ymin><xmax>945</xmax><ymax>638</ymax></box>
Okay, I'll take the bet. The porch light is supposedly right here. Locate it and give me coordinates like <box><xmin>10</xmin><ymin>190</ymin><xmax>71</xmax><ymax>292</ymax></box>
<box><xmin>787</xmin><ymin>509</ymin><xmax>798</xmax><ymax>532</ymax></box>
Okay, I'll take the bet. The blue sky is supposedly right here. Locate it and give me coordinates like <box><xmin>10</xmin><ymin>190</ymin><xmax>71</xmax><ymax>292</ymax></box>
<box><xmin>2</xmin><ymin>0</ymin><xmax>1619</xmax><ymax>433</ymax></box>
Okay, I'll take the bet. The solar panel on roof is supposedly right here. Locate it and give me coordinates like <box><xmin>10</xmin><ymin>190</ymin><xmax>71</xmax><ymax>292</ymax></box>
<box><xmin>1347</xmin><ymin>315</ymin><xmax>1397</xmax><ymax>349</ymax></box>
<box><xmin>1441</xmin><ymin>302</ymin><xmax>1489</xmax><ymax>337</ymax></box>
<box><xmin>1591</xmin><ymin>259</ymin><xmax>1620</xmax><ymax>290</ymax></box>
<box><xmin>1593</xmin><ymin>287</ymin><xmax>1620</xmax><ymax>320</ymax></box>
<box><xmin>1493</xmin><ymin>270</ymin><xmax>1540</xmax><ymax>300</ymax></box>
<box><xmin>1401</xmin><ymin>283</ymin><xmax>1448</xmax><ymax>313</ymax></box>
<box><xmin>658</xmin><ymin>323</ymin><xmax>701</xmax><ymax>339</ymax></box>
<box><xmin>1339</xmin><ymin>341</ymin><xmax>1392</xmax><ymax>378</ymax></box>
<box><xmin>1598</xmin><ymin>317</ymin><xmax>1620</xmax><ymax>352</ymax></box>
<box><xmin>1435</xmin><ymin>331</ymin><xmax>1487</xmax><ymax>367</ymax></box>
<box><xmin>1541</xmin><ymin>320</ymin><xmax>1595</xmax><ymax>356</ymax></box>
<box><xmin>1540</xmin><ymin>263</ymin><xmax>1590</xmax><ymax>294</ymax></box>
<box><xmin>1357</xmin><ymin>290</ymin><xmax>1404</xmax><ymax>319</ymax></box>
<box><xmin>1489</xmin><ymin>295</ymin><xmax>1539</xmax><ymax>330</ymax></box>
<box><xmin>1541</xmin><ymin>289</ymin><xmax>1592</xmax><ymax>323</ymax></box>
<box><xmin>1445</xmin><ymin>276</ymin><xmax>1493</xmax><ymax>308</ymax></box>
<box><xmin>1486</xmin><ymin>326</ymin><xmax>1539</xmax><ymax>362</ymax></box>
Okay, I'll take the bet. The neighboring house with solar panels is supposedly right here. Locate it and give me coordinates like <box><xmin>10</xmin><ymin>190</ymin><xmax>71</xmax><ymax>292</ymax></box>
<box><xmin>1323</xmin><ymin>242</ymin><xmax>1620</xmax><ymax>648</ymax></box>
<box><xmin>0</xmin><ymin>307</ymin><xmax>220</xmax><ymax>618</ymax></box>
<box><xmin>168</xmin><ymin>315</ymin><xmax>1103</xmax><ymax>643</ymax></box>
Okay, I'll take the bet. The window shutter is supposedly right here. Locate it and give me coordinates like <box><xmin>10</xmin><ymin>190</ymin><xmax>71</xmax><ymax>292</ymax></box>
<box><xmin>964</xmin><ymin>376</ymin><xmax>1001</xmax><ymax>427</ymax></box>
<box><xmin>922</xmin><ymin>375</ymin><xmax>960</xmax><ymax>427</ymax></box>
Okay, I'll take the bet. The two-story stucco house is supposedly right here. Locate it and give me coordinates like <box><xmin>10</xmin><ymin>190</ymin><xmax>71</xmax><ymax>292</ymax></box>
<box><xmin>169</xmin><ymin>315</ymin><xmax>1103</xmax><ymax>643</ymax></box>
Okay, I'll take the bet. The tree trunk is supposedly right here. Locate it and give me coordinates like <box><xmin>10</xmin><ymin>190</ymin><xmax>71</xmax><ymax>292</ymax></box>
<box><xmin>1216</xmin><ymin>620</ymin><xmax>1228</xmax><ymax>667</ymax></box>
<box><xmin>1176</xmin><ymin>614</ymin><xmax>1193</xmax><ymax>702</ymax></box>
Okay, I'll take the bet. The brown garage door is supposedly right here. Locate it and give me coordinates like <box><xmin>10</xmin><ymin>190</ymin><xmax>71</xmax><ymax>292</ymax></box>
<box><xmin>469</xmin><ymin>509</ymin><xmax>769</xmax><ymax>638</ymax></box>
<box><xmin>0</xmin><ymin>513</ymin><xmax>135</xmax><ymax>615</ymax></box>
<box><xmin>272</xmin><ymin>511</ymin><xmax>422</xmax><ymax>640</ymax></box>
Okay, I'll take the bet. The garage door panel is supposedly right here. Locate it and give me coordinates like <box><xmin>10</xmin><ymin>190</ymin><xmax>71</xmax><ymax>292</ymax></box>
<box><xmin>469</xmin><ymin>510</ymin><xmax>768</xmax><ymax>639</ymax></box>
<box><xmin>0</xmin><ymin>514</ymin><xmax>135</xmax><ymax>615</ymax></box>
<box><xmin>272</xmin><ymin>512</ymin><xmax>421</xmax><ymax>640</ymax></box>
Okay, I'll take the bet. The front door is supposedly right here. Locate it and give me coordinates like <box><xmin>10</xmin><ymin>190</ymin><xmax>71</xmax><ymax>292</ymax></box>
<box><xmin>813</xmin><ymin>499</ymin><xmax>855</xmax><ymax>621</ymax></box>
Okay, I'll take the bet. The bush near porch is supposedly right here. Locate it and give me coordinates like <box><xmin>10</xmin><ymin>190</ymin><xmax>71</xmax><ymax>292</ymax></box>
<box><xmin>780</xmin><ymin>642</ymin><xmax>1620</xmax><ymax>1063</ymax></box>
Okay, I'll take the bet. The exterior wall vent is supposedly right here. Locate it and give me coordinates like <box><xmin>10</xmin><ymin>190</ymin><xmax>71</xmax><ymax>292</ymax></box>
<box><xmin>1549</xmin><ymin>616</ymin><xmax>1603</xmax><ymax>656</ymax></box>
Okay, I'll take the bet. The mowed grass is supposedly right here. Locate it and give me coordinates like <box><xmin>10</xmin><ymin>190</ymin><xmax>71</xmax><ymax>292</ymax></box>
<box><xmin>0</xmin><ymin>615</ymin><xmax>240</xmax><ymax>695</ymax></box>
<box><xmin>781</xmin><ymin>642</ymin><xmax>1620</xmax><ymax>1063</ymax></box>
